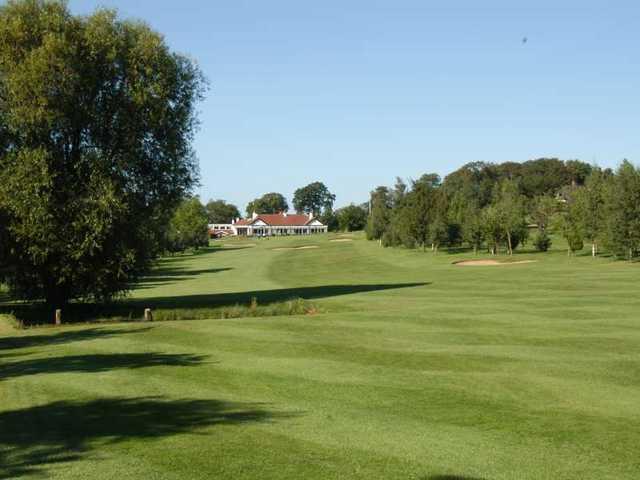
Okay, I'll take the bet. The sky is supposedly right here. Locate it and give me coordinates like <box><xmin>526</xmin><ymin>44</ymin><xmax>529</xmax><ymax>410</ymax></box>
<box><xmin>68</xmin><ymin>0</ymin><xmax>640</xmax><ymax>211</ymax></box>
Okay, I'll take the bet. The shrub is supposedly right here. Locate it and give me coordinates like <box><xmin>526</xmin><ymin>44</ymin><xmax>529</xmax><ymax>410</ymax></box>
<box><xmin>533</xmin><ymin>231</ymin><xmax>552</xmax><ymax>252</ymax></box>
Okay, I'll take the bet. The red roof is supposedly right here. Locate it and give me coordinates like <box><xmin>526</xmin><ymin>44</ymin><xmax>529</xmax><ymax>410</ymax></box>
<box><xmin>234</xmin><ymin>213</ymin><xmax>318</xmax><ymax>227</ymax></box>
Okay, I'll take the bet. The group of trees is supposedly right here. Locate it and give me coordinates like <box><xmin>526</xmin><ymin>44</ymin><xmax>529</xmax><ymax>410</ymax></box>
<box><xmin>366</xmin><ymin>158</ymin><xmax>640</xmax><ymax>260</ymax></box>
<box><xmin>0</xmin><ymin>1</ymin><xmax>205</xmax><ymax>307</ymax></box>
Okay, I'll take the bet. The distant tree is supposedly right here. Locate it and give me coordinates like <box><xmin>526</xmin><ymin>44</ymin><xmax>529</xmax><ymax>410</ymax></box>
<box><xmin>531</xmin><ymin>196</ymin><xmax>558</xmax><ymax>232</ymax></box>
<box><xmin>494</xmin><ymin>180</ymin><xmax>528</xmax><ymax>255</ymax></box>
<box><xmin>246</xmin><ymin>193</ymin><xmax>288</xmax><ymax>216</ymax></box>
<box><xmin>337</xmin><ymin>205</ymin><xmax>367</xmax><ymax>232</ymax></box>
<box><xmin>428</xmin><ymin>189</ymin><xmax>449</xmax><ymax>253</ymax></box>
<box><xmin>0</xmin><ymin>1</ymin><xmax>205</xmax><ymax>307</ymax></box>
<box><xmin>481</xmin><ymin>206</ymin><xmax>504</xmax><ymax>255</ymax></box>
<box><xmin>403</xmin><ymin>174</ymin><xmax>440</xmax><ymax>251</ymax></box>
<box><xmin>319</xmin><ymin>209</ymin><xmax>339</xmax><ymax>232</ymax></box>
<box><xmin>292</xmin><ymin>182</ymin><xmax>336</xmax><ymax>216</ymax></box>
<box><xmin>365</xmin><ymin>186</ymin><xmax>392</xmax><ymax>242</ymax></box>
<box><xmin>533</xmin><ymin>231</ymin><xmax>552</xmax><ymax>252</ymax></box>
<box><xmin>461</xmin><ymin>204</ymin><xmax>484</xmax><ymax>254</ymax></box>
<box><xmin>169</xmin><ymin>198</ymin><xmax>209</xmax><ymax>251</ymax></box>
<box><xmin>205</xmin><ymin>200</ymin><xmax>240</xmax><ymax>224</ymax></box>
<box><xmin>603</xmin><ymin>160</ymin><xmax>640</xmax><ymax>260</ymax></box>
<box><xmin>575</xmin><ymin>169</ymin><xmax>607</xmax><ymax>256</ymax></box>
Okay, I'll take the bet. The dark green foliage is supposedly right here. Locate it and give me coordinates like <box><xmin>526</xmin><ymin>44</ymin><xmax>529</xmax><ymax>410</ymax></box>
<box><xmin>205</xmin><ymin>200</ymin><xmax>240</xmax><ymax>224</ymax></box>
<box><xmin>603</xmin><ymin>161</ymin><xmax>640</xmax><ymax>260</ymax></box>
<box><xmin>246</xmin><ymin>192</ymin><xmax>288</xmax><ymax>216</ymax></box>
<box><xmin>533</xmin><ymin>231</ymin><xmax>552</xmax><ymax>252</ymax></box>
<box><xmin>0</xmin><ymin>1</ymin><xmax>205</xmax><ymax>306</ymax></box>
<box><xmin>337</xmin><ymin>205</ymin><xmax>367</xmax><ymax>232</ymax></box>
<box><xmin>319</xmin><ymin>209</ymin><xmax>339</xmax><ymax>232</ymax></box>
<box><xmin>292</xmin><ymin>182</ymin><xmax>335</xmax><ymax>216</ymax></box>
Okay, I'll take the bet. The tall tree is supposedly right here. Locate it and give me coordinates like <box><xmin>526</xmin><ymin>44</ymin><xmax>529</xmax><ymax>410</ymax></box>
<box><xmin>292</xmin><ymin>182</ymin><xmax>335</xmax><ymax>216</ymax></box>
<box><xmin>365</xmin><ymin>186</ymin><xmax>392</xmax><ymax>243</ymax></box>
<box><xmin>205</xmin><ymin>200</ymin><xmax>240</xmax><ymax>224</ymax></box>
<box><xmin>493</xmin><ymin>180</ymin><xmax>528</xmax><ymax>255</ymax></box>
<box><xmin>0</xmin><ymin>1</ymin><xmax>205</xmax><ymax>307</ymax></box>
<box><xmin>245</xmin><ymin>193</ymin><xmax>288</xmax><ymax>216</ymax></box>
<box><xmin>575</xmin><ymin>169</ymin><xmax>607</xmax><ymax>256</ymax></box>
<box><xmin>603</xmin><ymin>160</ymin><xmax>640</xmax><ymax>260</ymax></box>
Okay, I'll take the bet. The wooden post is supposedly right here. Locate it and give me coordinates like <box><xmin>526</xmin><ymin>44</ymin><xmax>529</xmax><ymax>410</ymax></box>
<box><xmin>55</xmin><ymin>309</ymin><xmax>62</xmax><ymax>325</ymax></box>
<box><xmin>144</xmin><ymin>308</ymin><xmax>153</xmax><ymax>322</ymax></box>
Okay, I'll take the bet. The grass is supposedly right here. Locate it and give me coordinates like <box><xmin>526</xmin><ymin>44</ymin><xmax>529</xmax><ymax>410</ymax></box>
<box><xmin>1</xmin><ymin>233</ymin><xmax>640</xmax><ymax>479</ymax></box>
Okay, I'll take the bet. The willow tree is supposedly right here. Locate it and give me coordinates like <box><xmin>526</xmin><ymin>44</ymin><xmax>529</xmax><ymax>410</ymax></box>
<box><xmin>0</xmin><ymin>1</ymin><xmax>206</xmax><ymax>307</ymax></box>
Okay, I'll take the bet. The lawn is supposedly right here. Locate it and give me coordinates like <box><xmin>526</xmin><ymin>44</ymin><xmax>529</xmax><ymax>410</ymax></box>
<box><xmin>1</xmin><ymin>233</ymin><xmax>640</xmax><ymax>479</ymax></box>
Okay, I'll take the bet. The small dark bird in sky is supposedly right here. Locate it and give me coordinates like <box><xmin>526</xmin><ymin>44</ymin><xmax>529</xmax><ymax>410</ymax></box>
<box><xmin>522</xmin><ymin>37</ymin><xmax>528</xmax><ymax>44</ymax></box>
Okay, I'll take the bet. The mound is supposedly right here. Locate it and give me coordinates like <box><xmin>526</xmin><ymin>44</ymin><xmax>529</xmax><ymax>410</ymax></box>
<box><xmin>272</xmin><ymin>245</ymin><xmax>319</xmax><ymax>251</ymax></box>
<box><xmin>330</xmin><ymin>239</ymin><xmax>353</xmax><ymax>242</ymax></box>
<box><xmin>454</xmin><ymin>259</ymin><xmax>538</xmax><ymax>266</ymax></box>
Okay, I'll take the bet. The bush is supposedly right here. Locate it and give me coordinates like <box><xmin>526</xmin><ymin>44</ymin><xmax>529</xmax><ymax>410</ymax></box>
<box><xmin>533</xmin><ymin>231</ymin><xmax>552</xmax><ymax>252</ymax></box>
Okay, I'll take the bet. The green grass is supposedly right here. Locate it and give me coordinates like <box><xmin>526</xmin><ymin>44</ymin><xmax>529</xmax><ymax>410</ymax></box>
<box><xmin>1</xmin><ymin>233</ymin><xmax>640</xmax><ymax>479</ymax></box>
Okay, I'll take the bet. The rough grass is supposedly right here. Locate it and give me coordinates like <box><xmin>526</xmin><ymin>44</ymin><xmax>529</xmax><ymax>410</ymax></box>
<box><xmin>1</xmin><ymin>233</ymin><xmax>640</xmax><ymax>479</ymax></box>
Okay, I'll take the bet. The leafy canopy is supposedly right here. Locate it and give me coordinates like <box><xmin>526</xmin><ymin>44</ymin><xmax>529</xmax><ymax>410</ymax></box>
<box><xmin>0</xmin><ymin>0</ymin><xmax>205</xmax><ymax>306</ymax></box>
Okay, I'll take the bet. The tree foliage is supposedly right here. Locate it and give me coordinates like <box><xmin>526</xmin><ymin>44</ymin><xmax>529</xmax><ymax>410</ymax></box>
<box><xmin>167</xmin><ymin>198</ymin><xmax>209</xmax><ymax>252</ymax></box>
<box><xmin>205</xmin><ymin>200</ymin><xmax>239</xmax><ymax>224</ymax></box>
<box><xmin>292</xmin><ymin>182</ymin><xmax>335</xmax><ymax>216</ymax></box>
<box><xmin>246</xmin><ymin>192</ymin><xmax>288</xmax><ymax>216</ymax></box>
<box><xmin>0</xmin><ymin>1</ymin><xmax>205</xmax><ymax>306</ymax></box>
<box><xmin>337</xmin><ymin>205</ymin><xmax>367</xmax><ymax>232</ymax></box>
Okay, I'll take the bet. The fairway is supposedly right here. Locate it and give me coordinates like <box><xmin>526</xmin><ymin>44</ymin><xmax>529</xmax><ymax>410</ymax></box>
<box><xmin>2</xmin><ymin>234</ymin><xmax>640</xmax><ymax>479</ymax></box>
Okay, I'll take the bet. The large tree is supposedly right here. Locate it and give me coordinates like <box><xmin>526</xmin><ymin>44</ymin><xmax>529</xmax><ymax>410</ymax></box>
<box><xmin>575</xmin><ymin>169</ymin><xmax>607</xmax><ymax>256</ymax></box>
<box><xmin>245</xmin><ymin>192</ymin><xmax>288</xmax><ymax>216</ymax></box>
<box><xmin>603</xmin><ymin>160</ymin><xmax>640</xmax><ymax>260</ymax></box>
<box><xmin>0</xmin><ymin>1</ymin><xmax>205</xmax><ymax>307</ymax></box>
<box><xmin>292</xmin><ymin>181</ymin><xmax>335</xmax><ymax>216</ymax></box>
<box><xmin>205</xmin><ymin>199</ymin><xmax>240</xmax><ymax>224</ymax></box>
<box><xmin>365</xmin><ymin>186</ymin><xmax>392</xmax><ymax>243</ymax></box>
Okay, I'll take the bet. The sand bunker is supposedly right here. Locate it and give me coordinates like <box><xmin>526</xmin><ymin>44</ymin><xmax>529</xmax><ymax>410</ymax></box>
<box><xmin>272</xmin><ymin>245</ymin><xmax>319</xmax><ymax>251</ymax></box>
<box><xmin>454</xmin><ymin>259</ymin><xmax>538</xmax><ymax>266</ymax></box>
<box><xmin>330</xmin><ymin>239</ymin><xmax>353</xmax><ymax>242</ymax></box>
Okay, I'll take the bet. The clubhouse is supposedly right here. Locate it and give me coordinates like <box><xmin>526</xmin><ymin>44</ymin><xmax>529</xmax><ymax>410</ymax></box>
<box><xmin>209</xmin><ymin>212</ymin><xmax>328</xmax><ymax>237</ymax></box>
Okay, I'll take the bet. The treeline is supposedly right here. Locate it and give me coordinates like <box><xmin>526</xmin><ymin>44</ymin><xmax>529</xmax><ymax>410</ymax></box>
<box><xmin>366</xmin><ymin>158</ymin><xmax>640</xmax><ymax>259</ymax></box>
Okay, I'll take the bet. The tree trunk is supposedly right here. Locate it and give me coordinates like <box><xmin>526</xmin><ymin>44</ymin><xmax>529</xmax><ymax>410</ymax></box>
<box><xmin>506</xmin><ymin>232</ymin><xmax>513</xmax><ymax>255</ymax></box>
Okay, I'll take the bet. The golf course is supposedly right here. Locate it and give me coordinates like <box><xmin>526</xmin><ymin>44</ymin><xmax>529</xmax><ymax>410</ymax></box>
<box><xmin>1</xmin><ymin>233</ymin><xmax>639</xmax><ymax>479</ymax></box>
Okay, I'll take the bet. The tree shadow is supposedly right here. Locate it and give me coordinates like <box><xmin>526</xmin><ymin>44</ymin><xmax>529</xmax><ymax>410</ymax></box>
<box><xmin>0</xmin><ymin>352</ymin><xmax>207</xmax><ymax>381</ymax></box>
<box><xmin>128</xmin><ymin>283</ymin><xmax>430</xmax><ymax>310</ymax></box>
<box><xmin>0</xmin><ymin>397</ymin><xmax>296</xmax><ymax>479</ymax></box>
<box><xmin>133</xmin><ymin>267</ymin><xmax>233</xmax><ymax>289</ymax></box>
<box><xmin>424</xmin><ymin>476</ymin><xmax>488</xmax><ymax>480</ymax></box>
<box><xmin>1</xmin><ymin>283</ymin><xmax>429</xmax><ymax>326</ymax></box>
<box><xmin>0</xmin><ymin>327</ymin><xmax>152</xmax><ymax>351</ymax></box>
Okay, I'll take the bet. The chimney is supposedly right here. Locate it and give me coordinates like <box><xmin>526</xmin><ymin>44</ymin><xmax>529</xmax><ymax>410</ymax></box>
<box><xmin>283</xmin><ymin>211</ymin><xmax>287</xmax><ymax>217</ymax></box>
<box><xmin>252</xmin><ymin>211</ymin><xmax>258</xmax><ymax>220</ymax></box>
<box><xmin>308</xmin><ymin>212</ymin><xmax>313</xmax><ymax>219</ymax></box>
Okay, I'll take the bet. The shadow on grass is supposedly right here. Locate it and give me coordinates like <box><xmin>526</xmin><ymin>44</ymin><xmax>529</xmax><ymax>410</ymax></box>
<box><xmin>0</xmin><ymin>397</ymin><xmax>295</xmax><ymax>479</ymax></box>
<box><xmin>134</xmin><ymin>267</ymin><xmax>233</xmax><ymax>289</ymax></box>
<box><xmin>131</xmin><ymin>282</ymin><xmax>430</xmax><ymax>310</ymax></box>
<box><xmin>1</xmin><ymin>283</ymin><xmax>429</xmax><ymax>326</ymax></box>
<box><xmin>425</xmin><ymin>476</ymin><xmax>488</xmax><ymax>480</ymax></box>
<box><xmin>0</xmin><ymin>352</ymin><xmax>206</xmax><ymax>381</ymax></box>
<box><xmin>0</xmin><ymin>327</ymin><xmax>152</xmax><ymax>351</ymax></box>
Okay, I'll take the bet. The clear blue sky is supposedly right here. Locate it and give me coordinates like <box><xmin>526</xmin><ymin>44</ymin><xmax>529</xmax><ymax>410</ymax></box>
<box><xmin>69</xmin><ymin>0</ymin><xmax>639</xmax><ymax>211</ymax></box>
